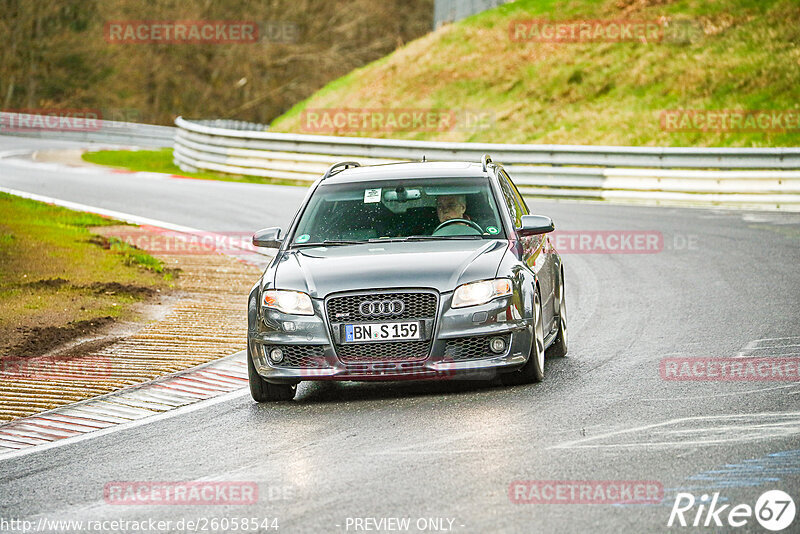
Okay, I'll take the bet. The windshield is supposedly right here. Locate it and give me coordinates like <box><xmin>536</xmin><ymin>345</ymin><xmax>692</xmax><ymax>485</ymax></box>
<box><xmin>290</xmin><ymin>177</ymin><xmax>506</xmax><ymax>245</ymax></box>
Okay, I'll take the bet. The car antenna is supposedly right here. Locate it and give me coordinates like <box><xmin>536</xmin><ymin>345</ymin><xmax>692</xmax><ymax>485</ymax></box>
<box><xmin>422</xmin><ymin>155</ymin><xmax>427</xmax><ymax>162</ymax></box>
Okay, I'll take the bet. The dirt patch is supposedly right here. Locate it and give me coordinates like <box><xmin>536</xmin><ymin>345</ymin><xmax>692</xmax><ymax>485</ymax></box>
<box><xmin>87</xmin><ymin>235</ymin><xmax>112</xmax><ymax>249</ymax></box>
<box><xmin>23</xmin><ymin>277</ymin><xmax>70</xmax><ymax>289</ymax></box>
<box><xmin>87</xmin><ymin>281</ymin><xmax>157</xmax><ymax>298</ymax></box>
<box><xmin>7</xmin><ymin>316</ymin><xmax>115</xmax><ymax>359</ymax></box>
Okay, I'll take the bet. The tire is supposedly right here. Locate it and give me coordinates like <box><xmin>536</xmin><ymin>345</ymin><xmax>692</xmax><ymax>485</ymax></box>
<box><xmin>503</xmin><ymin>286</ymin><xmax>545</xmax><ymax>385</ymax></box>
<box><xmin>549</xmin><ymin>269</ymin><xmax>568</xmax><ymax>358</ymax></box>
<box><xmin>247</xmin><ymin>349</ymin><xmax>297</xmax><ymax>402</ymax></box>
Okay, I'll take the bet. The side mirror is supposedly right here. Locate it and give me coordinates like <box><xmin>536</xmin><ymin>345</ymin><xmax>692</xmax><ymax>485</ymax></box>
<box><xmin>253</xmin><ymin>227</ymin><xmax>283</xmax><ymax>248</ymax></box>
<box><xmin>517</xmin><ymin>215</ymin><xmax>555</xmax><ymax>237</ymax></box>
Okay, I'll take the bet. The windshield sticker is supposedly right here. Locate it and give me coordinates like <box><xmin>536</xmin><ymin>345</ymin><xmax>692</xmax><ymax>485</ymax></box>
<box><xmin>364</xmin><ymin>188</ymin><xmax>382</xmax><ymax>203</ymax></box>
<box><xmin>296</xmin><ymin>234</ymin><xmax>311</xmax><ymax>243</ymax></box>
<box><xmin>487</xmin><ymin>226</ymin><xmax>499</xmax><ymax>234</ymax></box>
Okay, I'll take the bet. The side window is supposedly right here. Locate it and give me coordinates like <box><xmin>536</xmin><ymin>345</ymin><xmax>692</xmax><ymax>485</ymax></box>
<box><xmin>503</xmin><ymin>170</ymin><xmax>530</xmax><ymax>215</ymax></box>
<box><xmin>498</xmin><ymin>172</ymin><xmax>523</xmax><ymax>227</ymax></box>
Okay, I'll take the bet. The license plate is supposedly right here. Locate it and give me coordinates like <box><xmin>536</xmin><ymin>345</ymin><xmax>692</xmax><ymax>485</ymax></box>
<box><xmin>344</xmin><ymin>321</ymin><xmax>420</xmax><ymax>342</ymax></box>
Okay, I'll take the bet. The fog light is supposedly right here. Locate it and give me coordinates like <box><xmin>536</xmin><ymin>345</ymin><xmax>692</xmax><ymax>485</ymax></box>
<box><xmin>269</xmin><ymin>348</ymin><xmax>284</xmax><ymax>363</ymax></box>
<box><xmin>283</xmin><ymin>321</ymin><xmax>296</xmax><ymax>332</ymax></box>
<box><xmin>489</xmin><ymin>337</ymin><xmax>506</xmax><ymax>354</ymax></box>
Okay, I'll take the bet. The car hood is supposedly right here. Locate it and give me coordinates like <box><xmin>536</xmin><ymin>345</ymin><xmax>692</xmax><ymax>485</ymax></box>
<box><xmin>271</xmin><ymin>240</ymin><xmax>508</xmax><ymax>298</ymax></box>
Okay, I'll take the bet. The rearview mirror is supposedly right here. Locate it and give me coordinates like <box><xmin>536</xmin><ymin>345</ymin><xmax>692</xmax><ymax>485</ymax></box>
<box><xmin>384</xmin><ymin>188</ymin><xmax>421</xmax><ymax>202</ymax></box>
<box><xmin>517</xmin><ymin>215</ymin><xmax>555</xmax><ymax>237</ymax></box>
<box><xmin>253</xmin><ymin>227</ymin><xmax>283</xmax><ymax>248</ymax></box>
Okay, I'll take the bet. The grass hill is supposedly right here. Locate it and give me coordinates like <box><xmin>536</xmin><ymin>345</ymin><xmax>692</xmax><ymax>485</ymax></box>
<box><xmin>271</xmin><ymin>0</ymin><xmax>800</xmax><ymax>147</ymax></box>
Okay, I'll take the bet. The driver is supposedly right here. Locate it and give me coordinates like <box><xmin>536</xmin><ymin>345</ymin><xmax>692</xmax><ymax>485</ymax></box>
<box><xmin>436</xmin><ymin>194</ymin><xmax>469</xmax><ymax>224</ymax></box>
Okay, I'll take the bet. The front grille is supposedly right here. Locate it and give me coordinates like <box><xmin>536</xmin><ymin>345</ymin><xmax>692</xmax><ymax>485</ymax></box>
<box><xmin>326</xmin><ymin>291</ymin><xmax>438</xmax><ymax>363</ymax></box>
<box><xmin>336</xmin><ymin>340</ymin><xmax>431</xmax><ymax>363</ymax></box>
<box><xmin>265</xmin><ymin>344</ymin><xmax>326</xmax><ymax>368</ymax></box>
<box><xmin>326</xmin><ymin>292</ymin><xmax>437</xmax><ymax>323</ymax></box>
<box><xmin>444</xmin><ymin>334</ymin><xmax>512</xmax><ymax>361</ymax></box>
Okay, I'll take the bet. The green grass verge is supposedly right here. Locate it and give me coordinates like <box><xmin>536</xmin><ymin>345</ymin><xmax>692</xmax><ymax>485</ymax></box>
<box><xmin>270</xmin><ymin>0</ymin><xmax>800</xmax><ymax>147</ymax></box>
<box><xmin>82</xmin><ymin>148</ymin><xmax>309</xmax><ymax>187</ymax></box>
<box><xmin>0</xmin><ymin>192</ymin><xmax>173</xmax><ymax>357</ymax></box>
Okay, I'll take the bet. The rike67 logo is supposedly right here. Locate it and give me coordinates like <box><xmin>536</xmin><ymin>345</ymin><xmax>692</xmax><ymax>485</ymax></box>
<box><xmin>668</xmin><ymin>490</ymin><xmax>796</xmax><ymax>531</ymax></box>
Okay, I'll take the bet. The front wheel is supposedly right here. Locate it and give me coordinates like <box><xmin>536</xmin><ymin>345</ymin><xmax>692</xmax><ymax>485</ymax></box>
<box><xmin>503</xmin><ymin>287</ymin><xmax>545</xmax><ymax>385</ymax></box>
<box><xmin>247</xmin><ymin>349</ymin><xmax>297</xmax><ymax>402</ymax></box>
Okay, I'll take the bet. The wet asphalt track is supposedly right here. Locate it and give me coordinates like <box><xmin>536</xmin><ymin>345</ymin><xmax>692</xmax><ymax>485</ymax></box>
<box><xmin>1</xmin><ymin>136</ymin><xmax>799</xmax><ymax>533</ymax></box>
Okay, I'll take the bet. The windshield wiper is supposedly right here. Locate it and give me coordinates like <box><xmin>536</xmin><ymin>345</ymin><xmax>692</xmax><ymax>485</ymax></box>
<box><xmin>296</xmin><ymin>236</ymin><xmax>485</xmax><ymax>248</ymax></box>
<box><xmin>293</xmin><ymin>239</ymin><xmax>367</xmax><ymax>248</ymax></box>
<box><xmin>406</xmin><ymin>235</ymin><xmax>483</xmax><ymax>241</ymax></box>
<box><xmin>366</xmin><ymin>236</ymin><xmax>483</xmax><ymax>243</ymax></box>
<box><xmin>368</xmin><ymin>237</ymin><xmax>410</xmax><ymax>243</ymax></box>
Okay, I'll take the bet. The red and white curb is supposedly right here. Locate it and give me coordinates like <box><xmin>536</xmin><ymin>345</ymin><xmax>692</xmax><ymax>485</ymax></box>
<box><xmin>0</xmin><ymin>351</ymin><xmax>249</xmax><ymax>459</ymax></box>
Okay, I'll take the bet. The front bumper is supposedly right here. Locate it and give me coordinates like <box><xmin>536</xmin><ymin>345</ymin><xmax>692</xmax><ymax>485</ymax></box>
<box><xmin>249</xmin><ymin>291</ymin><xmax>531</xmax><ymax>383</ymax></box>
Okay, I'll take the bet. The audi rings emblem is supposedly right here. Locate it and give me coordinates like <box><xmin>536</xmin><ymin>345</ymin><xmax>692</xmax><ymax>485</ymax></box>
<box><xmin>359</xmin><ymin>299</ymin><xmax>405</xmax><ymax>316</ymax></box>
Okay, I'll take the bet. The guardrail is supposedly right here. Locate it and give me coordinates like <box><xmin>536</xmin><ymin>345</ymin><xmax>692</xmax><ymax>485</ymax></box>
<box><xmin>434</xmin><ymin>0</ymin><xmax>511</xmax><ymax>28</ymax></box>
<box><xmin>0</xmin><ymin>111</ymin><xmax>174</xmax><ymax>147</ymax></box>
<box><xmin>174</xmin><ymin>117</ymin><xmax>800</xmax><ymax>211</ymax></box>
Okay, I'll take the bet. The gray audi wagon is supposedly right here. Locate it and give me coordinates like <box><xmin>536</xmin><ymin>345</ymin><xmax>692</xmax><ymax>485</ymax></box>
<box><xmin>247</xmin><ymin>156</ymin><xmax>566</xmax><ymax>401</ymax></box>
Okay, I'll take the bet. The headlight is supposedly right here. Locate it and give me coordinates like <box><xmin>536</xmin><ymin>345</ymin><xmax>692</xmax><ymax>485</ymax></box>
<box><xmin>262</xmin><ymin>290</ymin><xmax>314</xmax><ymax>315</ymax></box>
<box><xmin>451</xmin><ymin>279</ymin><xmax>513</xmax><ymax>308</ymax></box>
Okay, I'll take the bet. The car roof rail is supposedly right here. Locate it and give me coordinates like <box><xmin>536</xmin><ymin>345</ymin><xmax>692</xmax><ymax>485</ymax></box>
<box><xmin>481</xmin><ymin>154</ymin><xmax>493</xmax><ymax>172</ymax></box>
<box><xmin>322</xmin><ymin>161</ymin><xmax>361</xmax><ymax>180</ymax></box>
